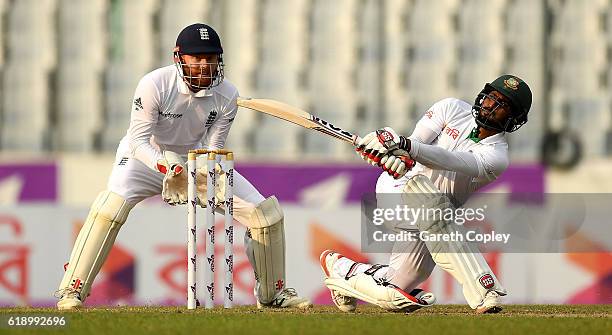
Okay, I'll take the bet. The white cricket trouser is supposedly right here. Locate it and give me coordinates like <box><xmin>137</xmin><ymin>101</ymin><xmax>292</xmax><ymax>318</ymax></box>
<box><xmin>347</xmin><ymin>173</ymin><xmax>436</xmax><ymax>292</ymax></box>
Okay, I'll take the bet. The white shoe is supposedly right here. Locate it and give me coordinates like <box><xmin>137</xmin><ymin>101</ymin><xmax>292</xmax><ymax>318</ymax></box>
<box><xmin>56</xmin><ymin>289</ymin><xmax>83</xmax><ymax>310</ymax></box>
<box><xmin>476</xmin><ymin>291</ymin><xmax>503</xmax><ymax>314</ymax></box>
<box><xmin>257</xmin><ymin>288</ymin><xmax>312</xmax><ymax>309</ymax></box>
<box><xmin>324</xmin><ymin>274</ymin><xmax>435</xmax><ymax>313</ymax></box>
<box><xmin>409</xmin><ymin>288</ymin><xmax>437</xmax><ymax>307</ymax></box>
<box><xmin>319</xmin><ymin>249</ymin><xmax>357</xmax><ymax>312</ymax></box>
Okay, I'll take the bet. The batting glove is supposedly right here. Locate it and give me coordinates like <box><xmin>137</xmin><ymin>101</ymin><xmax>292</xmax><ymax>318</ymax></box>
<box><xmin>356</xmin><ymin>127</ymin><xmax>411</xmax><ymax>165</ymax></box>
<box><xmin>380</xmin><ymin>155</ymin><xmax>416</xmax><ymax>179</ymax></box>
<box><xmin>355</xmin><ymin>131</ymin><xmax>385</xmax><ymax>165</ymax></box>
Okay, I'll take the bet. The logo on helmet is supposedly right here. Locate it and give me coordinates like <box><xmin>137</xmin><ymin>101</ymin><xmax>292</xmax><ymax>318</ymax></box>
<box><xmin>199</xmin><ymin>28</ymin><xmax>209</xmax><ymax>40</ymax></box>
<box><xmin>503</xmin><ymin>77</ymin><xmax>520</xmax><ymax>91</ymax></box>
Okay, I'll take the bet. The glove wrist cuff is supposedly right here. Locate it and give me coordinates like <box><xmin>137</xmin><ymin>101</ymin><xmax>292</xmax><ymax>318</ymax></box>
<box><xmin>399</xmin><ymin>136</ymin><xmax>411</xmax><ymax>153</ymax></box>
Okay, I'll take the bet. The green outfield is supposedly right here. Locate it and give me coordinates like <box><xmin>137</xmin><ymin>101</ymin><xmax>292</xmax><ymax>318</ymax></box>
<box><xmin>1</xmin><ymin>305</ymin><xmax>610</xmax><ymax>335</ymax></box>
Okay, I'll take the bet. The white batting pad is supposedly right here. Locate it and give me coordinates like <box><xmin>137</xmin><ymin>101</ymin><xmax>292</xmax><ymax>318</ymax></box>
<box><xmin>244</xmin><ymin>196</ymin><xmax>286</xmax><ymax>304</ymax></box>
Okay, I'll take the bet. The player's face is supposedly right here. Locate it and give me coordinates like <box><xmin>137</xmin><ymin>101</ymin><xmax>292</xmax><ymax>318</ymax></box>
<box><xmin>180</xmin><ymin>53</ymin><xmax>220</xmax><ymax>89</ymax></box>
<box><xmin>477</xmin><ymin>90</ymin><xmax>512</xmax><ymax>130</ymax></box>
<box><xmin>481</xmin><ymin>91</ymin><xmax>510</xmax><ymax>124</ymax></box>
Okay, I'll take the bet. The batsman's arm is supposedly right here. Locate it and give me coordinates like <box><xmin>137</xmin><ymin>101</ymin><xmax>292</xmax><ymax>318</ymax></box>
<box><xmin>354</xmin><ymin>99</ymin><xmax>451</xmax><ymax>161</ymax></box>
<box><xmin>409</xmin><ymin>123</ymin><xmax>440</xmax><ymax>145</ymax></box>
<box><xmin>407</xmin><ymin>99</ymin><xmax>457</xmax><ymax>145</ymax></box>
<box><xmin>409</xmin><ymin>140</ymin><xmax>508</xmax><ymax>181</ymax></box>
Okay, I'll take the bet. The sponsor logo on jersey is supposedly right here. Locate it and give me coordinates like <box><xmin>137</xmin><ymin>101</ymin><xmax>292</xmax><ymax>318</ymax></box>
<box><xmin>425</xmin><ymin>110</ymin><xmax>434</xmax><ymax>119</ymax></box>
<box><xmin>444</xmin><ymin>126</ymin><xmax>460</xmax><ymax>140</ymax></box>
<box><xmin>159</xmin><ymin>111</ymin><xmax>183</xmax><ymax>119</ymax></box>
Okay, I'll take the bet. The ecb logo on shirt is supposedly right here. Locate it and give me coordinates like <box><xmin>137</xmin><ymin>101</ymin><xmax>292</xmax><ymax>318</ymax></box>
<box><xmin>205</xmin><ymin>110</ymin><xmax>218</xmax><ymax>127</ymax></box>
<box><xmin>133</xmin><ymin>97</ymin><xmax>143</xmax><ymax>111</ymax></box>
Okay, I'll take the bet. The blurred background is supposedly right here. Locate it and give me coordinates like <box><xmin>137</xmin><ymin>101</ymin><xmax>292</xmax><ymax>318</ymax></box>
<box><xmin>0</xmin><ymin>0</ymin><xmax>610</xmax><ymax>307</ymax></box>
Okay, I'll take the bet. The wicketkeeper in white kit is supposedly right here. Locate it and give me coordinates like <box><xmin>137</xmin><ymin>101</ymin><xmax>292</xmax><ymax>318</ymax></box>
<box><xmin>55</xmin><ymin>23</ymin><xmax>311</xmax><ymax>310</ymax></box>
<box><xmin>321</xmin><ymin>75</ymin><xmax>532</xmax><ymax>313</ymax></box>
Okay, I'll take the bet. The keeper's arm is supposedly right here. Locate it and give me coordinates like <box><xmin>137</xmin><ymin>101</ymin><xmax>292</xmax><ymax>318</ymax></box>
<box><xmin>127</xmin><ymin>76</ymin><xmax>164</xmax><ymax>171</ymax></box>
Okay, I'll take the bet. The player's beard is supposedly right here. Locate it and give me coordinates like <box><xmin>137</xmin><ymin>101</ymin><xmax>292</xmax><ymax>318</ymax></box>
<box><xmin>192</xmin><ymin>76</ymin><xmax>212</xmax><ymax>89</ymax></box>
<box><xmin>183</xmin><ymin>72</ymin><xmax>208</xmax><ymax>91</ymax></box>
<box><xmin>184</xmin><ymin>65</ymin><xmax>217</xmax><ymax>90</ymax></box>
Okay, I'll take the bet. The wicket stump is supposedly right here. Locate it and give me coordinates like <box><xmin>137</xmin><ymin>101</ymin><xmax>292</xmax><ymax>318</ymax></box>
<box><xmin>187</xmin><ymin>149</ymin><xmax>234</xmax><ymax>309</ymax></box>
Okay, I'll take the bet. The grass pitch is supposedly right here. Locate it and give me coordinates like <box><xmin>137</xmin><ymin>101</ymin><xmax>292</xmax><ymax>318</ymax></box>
<box><xmin>0</xmin><ymin>305</ymin><xmax>610</xmax><ymax>335</ymax></box>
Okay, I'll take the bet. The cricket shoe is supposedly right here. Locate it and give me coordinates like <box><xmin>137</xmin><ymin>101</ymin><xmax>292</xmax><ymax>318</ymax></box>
<box><xmin>55</xmin><ymin>288</ymin><xmax>83</xmax><ymax>310</ymax></box>
<box><xmin>319</xmin><ymin>249</ymin><xmax>357</xmax><ymax>312</ymax></box>
<box><xmin>321</xmin><ymin>249</ymin><xmax>436</xmax><ymax>313</ymax></box>
<box><xmin>257</xmin><ymin>288</ymin><xmax>312</xmax><ymax>309</ymax></box>
<box><xmin>476</xmin><ymin>291</ymin><xmax>503</xmax><ymax>314</ymax></box>
<box><xmin>325</xmin><ymin>273</ymin><xmax>436</xmax><ymax>313</ymax></box>
<box><xmin>408</xmin><ymin>288</ymin><xmax>437</xmax><ymax>309</ymax></box>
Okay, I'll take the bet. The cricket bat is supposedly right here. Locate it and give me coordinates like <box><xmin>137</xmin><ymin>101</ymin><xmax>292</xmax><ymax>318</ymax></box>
<box><xmin>237</xmin><ymin>97</ymin><xmax>361</xmax><ymax>145</ymax></box>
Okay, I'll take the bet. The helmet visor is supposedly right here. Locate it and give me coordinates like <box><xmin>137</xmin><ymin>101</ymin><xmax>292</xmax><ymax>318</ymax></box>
<box><xmin>175</xmin><ymin>54</ymin><xmax>224</xmax><ymax>90</ymax></box>
<box><xmin>472</xmin><ymin>92</ymin><xmax>514</xmax><ymax>132</ymax></box>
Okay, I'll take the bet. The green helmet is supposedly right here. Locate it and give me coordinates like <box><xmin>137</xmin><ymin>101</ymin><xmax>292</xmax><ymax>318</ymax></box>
<box><xmin>473</xmin><ymin>75</ymin><xmax>532</xmax><ymax>132</ymax></box>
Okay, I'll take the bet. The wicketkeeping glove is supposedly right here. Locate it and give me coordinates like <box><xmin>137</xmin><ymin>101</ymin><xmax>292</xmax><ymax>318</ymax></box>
<box><xmin>195</xmin><ymin>163</ymin><xmax>227</xmax><ymax>208</ymax></box>
<box><xmin>157</xmin><ymin>151</ymin><xmax>188</xmax><ymax>206</ymax></box>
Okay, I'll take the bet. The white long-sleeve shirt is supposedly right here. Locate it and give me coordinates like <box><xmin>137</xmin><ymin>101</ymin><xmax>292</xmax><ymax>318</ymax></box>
<box><xmin>381</xmin><ymin>98</ymin><xmax>510</xmax><ymax>206</ymax></box>
<box><xmin>116</xmin><ymin>65</ymin><xmax>238</xmax><ymax>170</ymax></box>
